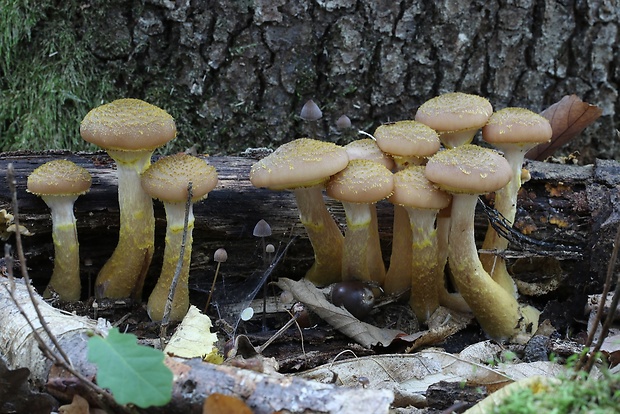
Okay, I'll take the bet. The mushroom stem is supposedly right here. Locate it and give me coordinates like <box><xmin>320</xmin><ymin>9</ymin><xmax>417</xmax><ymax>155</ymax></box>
<box><xmin>95</xmin><ymin>150</ymin><xmax>155</xmax><ymax>299</ymax></box>
<box><xmin>449</xmin><ymin>193</ymin><xmax>536</xmax><ymax>341</ymax></box>
<box><xmin>384</xmin><ymin>205</ymin><xmax>412</xmax><ymax>295</ymax></box>
<box><xmin>339</xmin><ymin>202</ymin><xmax>385</xmax><ymax>283</ymax></box>
<box><xmin>403</xmin><ymin>207</ymin><xmax>440</xmax><ymax>321</ymax></box>
<box><xmin>147</xmin><ymin>202</ymin><xmax>194</xmax><ymax>322</ymax></box>
<box><xmin>480</xmin><ymin>151</ymin><xmax>526</xmax><ymax>296</ymax></box>
<box><xmin>42</xmin><ymin>195</ymin><xmax>81</xmax><ymax>301</ymax></box>
<box><xmin>293</xmin><ymin>186</ymin><xmax>344</xmax><ymax>285</ymax></box>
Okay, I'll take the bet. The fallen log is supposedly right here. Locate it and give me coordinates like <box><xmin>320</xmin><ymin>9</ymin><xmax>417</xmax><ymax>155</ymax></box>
<box><xmin>0</xmin><ymin>151</ymin><xmax>619</xmax><ymax>316</ymax></box>
<box><xmin>0</xmin><ymin>277</ymin><xmax>394</xmax><ymax>413</ymax></box>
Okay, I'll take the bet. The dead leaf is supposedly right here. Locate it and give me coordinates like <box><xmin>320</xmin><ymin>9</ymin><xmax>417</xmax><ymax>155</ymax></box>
<box><xmin>276</xmin><ymin>278</ymin><xmax>403</xmax><ymax>348</ymax></box>
<box><xmin>59</xmin><ymin>394</ymin><xmax>90</xmax><ymax>414</ymax></box>
<box><xmin>0</xmin><ymin>359</ymin><xmax>56</xmax><ymax>414</ymax></box>
<box><xmin>526</xmin><ymin>95</ymin><xmax>602</xmax><ymax>160</ymax></box>
<box><xmin>203</xmin><ymin>393</ymin><xmax>253</xmax><ymax>414</ymax></box>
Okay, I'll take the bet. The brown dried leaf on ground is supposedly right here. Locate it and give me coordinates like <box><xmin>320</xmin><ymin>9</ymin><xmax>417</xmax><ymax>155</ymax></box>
<box><xmin>526</xmin><ymin>95</ymin><xmax>603</xmax><ymax>161</ymax></box>
<box><xmin>276</xmin><ymin>278</ymin><xmax>403</xmax><ymax>348</ymax></box>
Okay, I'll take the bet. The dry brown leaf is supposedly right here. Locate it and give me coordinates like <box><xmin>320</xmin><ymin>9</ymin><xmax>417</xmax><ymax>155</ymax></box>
<box><xmin>526</xmin><ymin>94</ymin><xmax>602</xmax><ymax>160</ymax></box>
<box><xmin>203</xmin><ymin>393</ymin><xmax>253</xmax><ymax>414</ymax></box>
<box><xmin>276</xmin><ymin>278</ymin><xmax>403</xmax><ymax>348</ymax></box>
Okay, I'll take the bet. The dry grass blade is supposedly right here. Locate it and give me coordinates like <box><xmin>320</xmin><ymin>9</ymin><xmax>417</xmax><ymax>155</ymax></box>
<box><xmin>526</xmin><ymin>95</ymin><xmax>602</xmax><ymax>161</ymax></box>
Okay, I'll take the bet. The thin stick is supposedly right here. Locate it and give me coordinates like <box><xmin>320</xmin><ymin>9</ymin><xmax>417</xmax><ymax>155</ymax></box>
<box><xmin>204</xmin><ymin>261</ymin><xmax>221</xmax><ymax>312</ymax></box>
<box><xmin>160</xmin><ymin>181</ymin><xmax>193</xmax><ymax>346</ymax></box>
<box><xmin>575</xmin><ymin>223</ymin><xmax>620</xmax><ymax>372</ymax></box>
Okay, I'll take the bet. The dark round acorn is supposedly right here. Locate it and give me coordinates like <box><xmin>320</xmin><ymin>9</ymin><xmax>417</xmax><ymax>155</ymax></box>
<box><xmin>330</xmin><ymin>281</ymin><xmax>375</xmax><ymax>319</ymax></box>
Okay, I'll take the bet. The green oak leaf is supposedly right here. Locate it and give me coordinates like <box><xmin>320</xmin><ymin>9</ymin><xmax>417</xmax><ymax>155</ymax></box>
<box><xmin>87</xmin><ymin>328</ymin><xmax>173</xmax><ymax>407</ymax></box>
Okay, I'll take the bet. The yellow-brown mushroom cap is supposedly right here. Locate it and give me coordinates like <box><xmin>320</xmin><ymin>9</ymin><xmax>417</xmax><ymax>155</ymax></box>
<box><xmin>141</xmin><ymin>154</ymin><xmax>218</xmax><ymax>203</ymax></box>
<box><xmin>425</xmin><ymin>144</ymin><xmax>512</xmax><ymax>194</ymax></box>
<box><xmin>389</xmin><ymin>166</ymin><xmax>451</xmax><ymax>210</ymax></box>
<box><xmin>415</xmin><ymin>92</ymin><xmax>493</xmax><ymax>133</ymax></box>
<box><xmin>80</xmin><ymin>98</ymin><xmax>177</xmax><ymax>151</ymax></box>
<box><xmin>482</xmin><ymin>107</ymin><xmax>553</xmax><ymax>146</ymax></box>
<box><xmin>326</xmin><ymin>159</ymin><xmax>394</xmax><ymax>203</ymax></box>
<box><xmin>344</xmin><ymin>138</ymin><xmax>395</xmax><ymax>169</ymax></box>
<box><xmin>27</xmin><ymin>160</ymin><xmax>92</xmax><ymax>196</ymax></box>
<box><xmin>374</xmin><ymin>120</ymin><xmax>440</xmax><ymax>157</ymax></box>
<box><xmin>249</xmin><ymin>138</ymin><xmax>349</xmax><ymax>190</ymax></box>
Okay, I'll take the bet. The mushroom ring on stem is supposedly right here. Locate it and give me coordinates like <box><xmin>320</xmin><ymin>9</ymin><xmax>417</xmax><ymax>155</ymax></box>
<box><xmin>141</xmin><ymin>154</ymin><xmax>218</xmax><ymax>322</ymax></box>
<box><xmin>80</xmin><ymin>98</ymin><xmax>177</xmax><ymax>300</ymax></box>
<box><xmin>250</xmin><ymin>138</ymin><xmax>349</xmax><ymax>285</ymax></box>
<box><xmin>480</xmin><ymin>107</ymin><xmax>553</xmax><ymax>296</ymax></box>
<box><xmin>27</xmin><ymin>160</ymin><xmax>92</xmax><ymax>301</ymax></box>
<box><xmin>326</xmin><ymin>159</ymin><xmax>394</xmax><ymax>284</ymax></box>
<box><xmin>425</xmin><ymin>144</ymin><xmax>539</xmax><ymax>342</ymax></box>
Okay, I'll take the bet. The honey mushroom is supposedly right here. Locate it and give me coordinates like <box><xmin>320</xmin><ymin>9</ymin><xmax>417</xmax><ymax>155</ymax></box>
<box><xmin>27</xmin><ymin>160</ymin><xmax>92</xmax><ymax>301</ymax></box>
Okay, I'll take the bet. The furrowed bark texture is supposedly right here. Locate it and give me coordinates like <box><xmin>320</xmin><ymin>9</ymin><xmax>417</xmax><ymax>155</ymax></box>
<box><xmin>79</xmin><ymin>0</ymin><xmax>618</xmax><ymax>162</ymax></box>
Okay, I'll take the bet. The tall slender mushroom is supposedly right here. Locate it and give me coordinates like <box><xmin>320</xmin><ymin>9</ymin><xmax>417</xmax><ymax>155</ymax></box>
<box><xmin>387</xmin><ymin>166</ymin><xmax>451</xmax><ymax>321</ymax></box>
<box><xmin>27</xmin><ymin>160</ymin><xmax>91</xmax><ymax>301</ymax></box>
<box><xmin>80</xmin><ymin>98</ymin><xmax>176</xmax><ymax>299</ymax></box>
<box><xmin>326</xmin><ymin>159</ymin><xmax>394</xmax><ymax>284</ymax></box>
<box><xmin>480</xmin><ymin>107</ymin><xmax>553</xmax><ymax>295</ymax></box>
<box><xmin>250</xmin><ymin>138</ymin><xmax>349</xmax><ymax>285</ymax></box>
<box><xmin>415</xmin><ymin>92</ymin><xmax>493</xmax><ymax>149</ymax></box>
<box><xmin>374</xmin><ymin>120</ymin><xmax>441</xmax><ymax>294</ymax></box>
<box><xmin>141</xmin><ymin>154</ymin><xmax>218</xmax><ymax>322</ymax></box>
<box><xmin>425</xmin><ymin>144</ymin><xmax>539</xmax><ymax>341</ymax></box>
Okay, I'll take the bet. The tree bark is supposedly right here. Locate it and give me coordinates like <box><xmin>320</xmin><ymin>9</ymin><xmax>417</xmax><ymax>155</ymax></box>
<box><xmin>77</xmin><ymin>0</ymin><xmax>619</xmax><ymax>162</ymax></box>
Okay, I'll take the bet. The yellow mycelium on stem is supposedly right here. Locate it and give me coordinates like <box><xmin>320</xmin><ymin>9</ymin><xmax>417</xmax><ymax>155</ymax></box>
<box><xmin>141</xmin><ymin>154</ymin><xmax>218</xmax><ymax>322</ymax></box>
<box><xmin>326</xmin><ymin>159</ymin><xmax>394</xmax><ymax>284</ymax></box>
<box><xmin>388</xmin><ymin>166</ymin><xmax>451</xmax><ymax>321</ymax></box>
<box><xmin>80</xmin><ymin>98</ymin><xmax>177</xmax><ymax>299</ymax></box>
<box><xmin>27</xmin><ymin>160</ymin><xmax>91</xmax><ymax>301</ymax></box>
<box><xmin>250</xmin><ymin>138</ymin><xmax>349</xmax><ymax>285</ymax></box>
<box><xmin>480</xmin><ymin>108</ymin><xmax>553</xmax><ymax>296</ymax></box>
<box><xmin>425</xmin><ymin>145</ymin><xmax>539</xmax><ymax>341</ymax></box>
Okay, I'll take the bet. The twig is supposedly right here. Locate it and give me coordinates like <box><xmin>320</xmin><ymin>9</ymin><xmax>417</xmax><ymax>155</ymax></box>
<box><xmin>160</xmin><ymin>181</ymin><xmax>193</xmax><ymax>347</ymax></box>
<box><xmin>256</xmin><ymin>302</ymin><xmax>305</xmax><ymax>354</ymax></box>
<box><xmin>578</xmin><ymin>223</ymin><xmax>620</xmax><ymax>373</ymax></box>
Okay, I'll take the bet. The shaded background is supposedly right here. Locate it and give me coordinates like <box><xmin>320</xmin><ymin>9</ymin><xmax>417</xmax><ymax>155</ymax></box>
<box><xmin>1</xmin><ymin>0</ymin><xmax>618</xmax><ymax>162</ymax></box>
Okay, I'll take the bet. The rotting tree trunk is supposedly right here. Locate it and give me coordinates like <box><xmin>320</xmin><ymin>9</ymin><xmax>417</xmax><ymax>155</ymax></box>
<box><xmin>0</xmin><ymin>278</ymin><xmax>394</xmax><ymax>414</ymax></box>
<box><xmin>1</xmin><ymin>151</ymin><xmax>619</xmax><ymax>303</ymax></box>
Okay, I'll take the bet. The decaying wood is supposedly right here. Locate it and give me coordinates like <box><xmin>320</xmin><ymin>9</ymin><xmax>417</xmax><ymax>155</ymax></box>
<box><xmin>0</xmin><ymin>277</ymin><xmax>393</xmax><ymax>413</ymax></box>
<box><xmin>1</xmin><ymin>151</ymin><xmax>618</xmax><ymax>297</ymax></box>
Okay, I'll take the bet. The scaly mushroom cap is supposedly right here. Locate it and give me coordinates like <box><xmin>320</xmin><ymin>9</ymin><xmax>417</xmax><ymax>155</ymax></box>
<box><xmin>250</xmin><ymin>138</ymin><xmax>349</xmax><ymax>190</ymax></box>
<box><xmin>415</xmin><ymin>92</ymin><xmax>493</xmax><ymax>132</ymax></box>
<box><xmin>425</xmin><ymin>144</ymin><xmax>512</xmax><ymax>194</ymax></box>
<box><xmin>141</xmin><ymin>154</ymin><xmax>218</xmax><ymax>203</ymax></box>
<box><xmin>344</xmin><ymin>138</ymin><xmax>395</xmax><ymax>169</ymax></box>
<box><xmin>27</xmin><ymin>160</ymin><xmax>92</xmax><ymax>196</ymax></box>
<box><xmin>374</xmin><ymin>120</ymin><xmax>441</xmax><ymax>158</ymax></box>
<box><xmin>80</xmin><ymin>98</ymin><xmax>177</xmax><ymax>151</ymax></box>
<box><xmin>326</xmin><ymin>159</ymin><xmax>394</xmax><ymax>203</ymax></box>
<box><xmin>389</xmin><ymin>166</ymin><xmax>451</xmax><ymax>210</ymax></box>
<box><xmin>482</xmin><ymin>107</ymin><xmax>553</xmax><ymax>147</ymax></box>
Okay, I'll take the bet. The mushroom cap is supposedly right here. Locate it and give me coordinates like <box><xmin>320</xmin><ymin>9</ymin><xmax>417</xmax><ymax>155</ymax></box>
<box><xmin>415</xmin><ymin>92</ymin><xmax>493</xmax><ymax>132</ymax></box>
<box><xmin>326</xmin><ymin>159</ymin><xmax>394</xmax><ymax>203</ymax></box>
<box><xmin>374</xmin><ymin>120</ymin><xmax>440</xmax><ymax>157</ymax></box>
<box><xmin>344</xmin><ymin>138</ymin><xmax>395</xmax><ymax>169</ymax></box>
<box><xmin>249</xmin><ymin>138</ymin><xmax>349</xmax><ymax>190</ymax></box>
<box><xmin>389</xmin><ymin>166</ymin><xmax>451</xmax><ymax>210</ymax></box>
<box><xmin>300</xmin><ymin>99</ymin><xmax>323</xmax><ymax>121</ymax></box>
<box><xmin>425</xmin><ymin>144</ymin><xmax>512</xmax><ymax>194</ymax></box>
<box><xmin>482</xmin><ymin>107</ymin><xmax>553</xmax><ymax>147</ymax></box>
<box><xmin>141</xmin><ymin>154</ymin><xmax>218</xmax><ymax>203</ymax></box>
<box><xmin>27</xmin><ymin>160</ymin><xmax>92</xmax><ymax>196</ymax></box>
<box><xmin>80</xmin><ymin>98</ymin><xmax>177</xmax><ymax>151</ymax></box>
